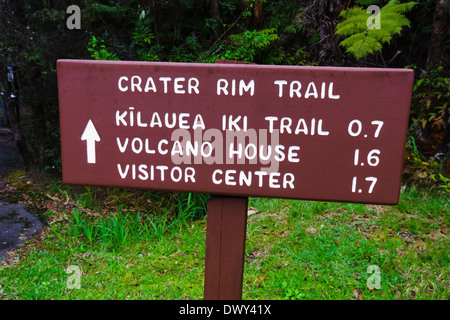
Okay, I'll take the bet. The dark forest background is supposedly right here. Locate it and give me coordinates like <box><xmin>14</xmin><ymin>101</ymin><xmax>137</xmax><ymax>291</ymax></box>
<box><xmin>0</xmin><ymin>0</ymin><xmax>448</xmax><ymax>188</ymax></box>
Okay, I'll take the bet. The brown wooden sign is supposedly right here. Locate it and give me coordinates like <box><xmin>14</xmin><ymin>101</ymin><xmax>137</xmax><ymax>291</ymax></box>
<box><xmin>57</xmin><ymin>60</ymin><xmax>413</xmax><ymax>205</ymax></box>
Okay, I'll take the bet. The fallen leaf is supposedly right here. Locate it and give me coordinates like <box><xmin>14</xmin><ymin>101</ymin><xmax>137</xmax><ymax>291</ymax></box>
<box><xmin>46</xmin><ymin>194</ymin><xmax>60</xmax><ymax>202</ymax></box>
<box><xmin>356</xmin><ymin>241</ymin><xmax>361</xmax><ymax>247</ymax></box>
<box><xmin>247</xmin><ymin>207</ymin><xmax>259</xmax><ymax>216</ymax></box>
<box><xmin>334</xmin><ymin>239</ymin><xmax>339</xmax><ymax>246</ymax></box>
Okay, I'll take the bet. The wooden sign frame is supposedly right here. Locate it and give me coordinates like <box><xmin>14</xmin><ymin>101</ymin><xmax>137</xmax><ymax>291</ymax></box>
<box><xmin>57</xmin><ymin>59</ymin><xmax>414</xmax><ymax>300</ymax></box>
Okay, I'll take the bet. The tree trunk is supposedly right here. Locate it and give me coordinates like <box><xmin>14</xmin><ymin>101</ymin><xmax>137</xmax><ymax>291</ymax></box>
<box><xmin>210</xmin><ymin>0</ymin><xmax>221</xmax><ymax>41</ymax></box>
<box><xmin>243</xmin><ymin>0</ymin><xmax>264</xmax><ymax>27</ymax></box>
<box><xmin>426</xmin><ymin>0</ymin><xmax>449</xmax><ymax>68</ymax></box>
<box><xmin>152</xmin><ymin>3</ymin><xmax>163</xmax><ymax>46</ymax></box>
<box><xmin>31</xmin><ymin>104</ymin><xmax>47</xmax><ymax>168</ymax></box>
<box><xmin>4</xmin><ymin>94</ymin><xmax>30</xmax><ymax>169</ymax></box>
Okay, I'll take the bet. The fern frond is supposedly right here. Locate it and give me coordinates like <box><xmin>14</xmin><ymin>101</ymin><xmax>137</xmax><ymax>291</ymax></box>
<box><xmin>383</xmin><ymin>1</ymin><xmax>417</xmax><ymax>13</ymax></box>
<box><xmin>379</xmin><ymin>12</ymin><xmax>411</xmax><ymax>35</ymax></box>
<box><xmin>341</xmin><ymin>33</ymin><xmax>383</xmax><ymax>59</ymax></box>
<box><xmin>367</xmin><ymin>28</ymin><xmax>393</xmax><ymax>43</ymax></box>
<box><xmin>339</xmin><ymin>6</ymin><xmax>366</xmax><ymax>19</ymax></box>
<box><xmin>335</xmin><ymin>0</ymin><xmax>417</xmax><ymax>60</ymax></box>
<box><xmin>335</xmin><ymin>17</ymin><xmax>368</xmax><ymax>36</ymax></box>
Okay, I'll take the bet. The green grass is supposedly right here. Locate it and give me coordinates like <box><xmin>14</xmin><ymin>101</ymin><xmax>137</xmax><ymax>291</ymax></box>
<box><xmin>244</xmin><ymin>188</ymin><xmax>449</xmax><ymax>300</ymax></box>
<box><xmin>0</xmin><ymin>184</ymin><xmax>448</xmax><ymax>300</ymax></box>
<box><xmin>0</xmin><ymin>225</ymin><xmax>207</xmax><ymax>299</ymax></box>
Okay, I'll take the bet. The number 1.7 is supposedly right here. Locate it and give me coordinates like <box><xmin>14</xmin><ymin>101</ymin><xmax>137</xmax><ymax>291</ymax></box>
<box><xmin>352</xmin><ymin>176</ymin><xmax>377</xmax><ymax>194</ymax></box>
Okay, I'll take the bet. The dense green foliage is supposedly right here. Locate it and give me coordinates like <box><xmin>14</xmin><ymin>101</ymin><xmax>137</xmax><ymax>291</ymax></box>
<box><xmin>405</xmin><ymin>65</ymin><xmax>449</xmax><ymax>190</ymax></box>
<box><xmin>0</xmin><ymin>0</ymin><xmax>448</xmax><ymax>188</ymax></box>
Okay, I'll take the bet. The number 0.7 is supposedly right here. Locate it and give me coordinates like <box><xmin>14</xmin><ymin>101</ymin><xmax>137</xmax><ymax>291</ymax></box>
<box><xmin>348</xmin><ymin>120</ymin><xmax>384</xmax><ymax>137</ymax></box>
<box><xmin>352</xmin><ymin>176</ymin><xmax>377</xmax><ymax>194</ymax></box>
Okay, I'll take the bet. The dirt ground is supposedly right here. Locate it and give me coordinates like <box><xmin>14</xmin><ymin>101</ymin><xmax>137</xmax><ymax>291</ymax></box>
<box><xmin>0</xmin><ymin>126</ymin><xmax>43</xmax><ymax>260</ymax></box>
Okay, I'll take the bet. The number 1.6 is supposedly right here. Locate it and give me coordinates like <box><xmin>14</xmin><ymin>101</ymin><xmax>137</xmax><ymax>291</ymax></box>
<box><xmin>353</xmin><ymin>149</ymin><xmax>381</xmax><ymax>167</ymax></box>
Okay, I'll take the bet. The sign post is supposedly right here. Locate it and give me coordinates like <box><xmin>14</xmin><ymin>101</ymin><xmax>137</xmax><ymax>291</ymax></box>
<box><xmin>203</xmin><ymin>60</ymin><xmax>251</xmax><ymax>300</ymax></box>
<box><xmin>204</xmin><ymin>196</ymin><xmax>248</xmax><ymax>300</ymax></box>
<box><xmin>57</xmin><ymin>60</ymin><xmax>414</xmax><ymax>299</ymax></box>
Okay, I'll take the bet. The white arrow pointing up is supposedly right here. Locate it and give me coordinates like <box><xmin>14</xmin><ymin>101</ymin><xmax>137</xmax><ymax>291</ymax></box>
<box><xmin>81</xmin><ymin>119</ymin><xmax>100</xmax><ymax>164</ymax></box>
